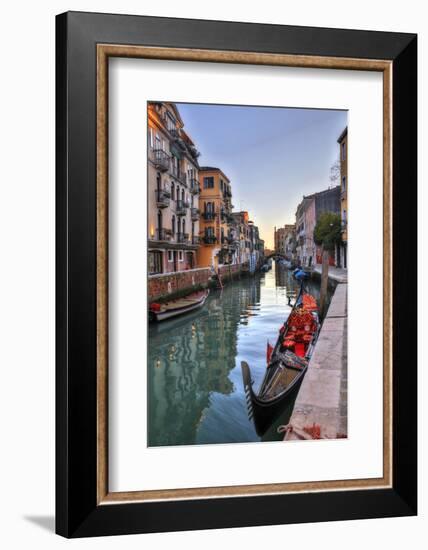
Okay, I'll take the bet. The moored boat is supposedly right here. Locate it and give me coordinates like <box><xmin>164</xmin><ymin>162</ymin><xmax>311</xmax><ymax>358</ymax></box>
<box><xmin>149</xmin><ymin>289</ymin><xmax>209</xmax><ymax>322</ymax></box>
<box><xmin>241</xmin><ymin>283</ymin><xmax>320</xmax><ymax>435</ymax></box>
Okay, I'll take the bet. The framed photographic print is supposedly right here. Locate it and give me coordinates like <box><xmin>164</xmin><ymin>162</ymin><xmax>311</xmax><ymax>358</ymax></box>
<box><xmin>56</xmin><ymin>11</ymin><xmax>417</xmax><ymax>537</ymax></box>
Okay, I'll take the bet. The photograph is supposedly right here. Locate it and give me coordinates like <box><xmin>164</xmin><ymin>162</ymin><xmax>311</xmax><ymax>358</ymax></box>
<box><xmin>147</xmin><ymin>101</ymin><xmax>348</xmax><ymax>446</ymax></box>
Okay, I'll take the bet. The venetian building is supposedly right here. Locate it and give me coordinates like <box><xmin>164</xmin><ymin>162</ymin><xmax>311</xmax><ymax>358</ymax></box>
<box><xmin>338</xmin><ymin>127</ymin><xmax>348</xmax><ymax>268</ymax></box>
<box><xmin>147</xmin><ymin>102</ymin><xmax>200</xmax><ymax>274</ymax></box>
<box><xmin>197</xmin><ymin>167</ymin><xmax>234</xmax><ymax>268</ymax></box>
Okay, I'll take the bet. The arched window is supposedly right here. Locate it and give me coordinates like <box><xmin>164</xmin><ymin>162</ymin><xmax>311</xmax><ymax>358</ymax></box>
<box><xmin>182</xmin><ymin>219</ymin><xmax>186</xmax><ymax>234</ymax></box>
<box><xmin>176</xmin><ymin>186</ymin><xmax>180</xmax><ymax>201</ymax></box>
<box><xmin>171</xmin><ymin>182</ymin><xmax>174</xmax><ymax>200</ymax></box>
<box><xmin>181</xmin><ymin>188</ymin><xmax>185</xmax><ymax>201</ymax></box>
<box><xmin>157</xmin><ymin>209</ymin><xmax>163</xmax><ymax>239</ymax></box>
<box><xmin>156</xmin><ymin>172</ymin><xmax>161</xmax><ymax>191</ymax></box>
<box><xmin>172</xmin><ymin>215</ymin><xmax>176</xmax><ymax>236</ymax></box>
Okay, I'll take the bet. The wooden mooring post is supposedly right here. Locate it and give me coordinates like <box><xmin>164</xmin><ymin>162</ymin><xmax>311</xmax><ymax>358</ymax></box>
<box><xmin>319</xmin><ymin>249</ymin><xmax>329</xmax><ymax>318</ymax></box>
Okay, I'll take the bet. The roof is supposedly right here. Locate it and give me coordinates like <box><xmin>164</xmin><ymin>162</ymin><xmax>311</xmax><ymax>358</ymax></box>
<box><xmin>337</xmin><ymin>126</ymin><xmax>348</xmax><ymax>143</ymax></box>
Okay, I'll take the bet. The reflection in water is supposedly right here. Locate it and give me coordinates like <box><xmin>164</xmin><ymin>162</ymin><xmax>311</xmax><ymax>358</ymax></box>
<box><xmin>148</xmin><ymin>264</ymin><xmax>328</xmax><ymax>447</ymax></box>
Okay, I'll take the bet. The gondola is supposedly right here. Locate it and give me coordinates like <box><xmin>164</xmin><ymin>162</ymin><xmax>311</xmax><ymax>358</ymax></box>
<box><xmin>241</xmin><ymin>283</ymin><xmax>320</xmax><ymax>435</ymax></box>
<box><xmin>149</xmin><ymin>289</ymin><xmax>209</xmax><ymax>322</ymax></box>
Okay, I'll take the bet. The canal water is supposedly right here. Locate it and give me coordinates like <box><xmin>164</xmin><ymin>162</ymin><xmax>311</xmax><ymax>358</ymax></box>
<box><xmin>148</xmin><ymin>263</ymin><xmax>329</xmax><ymax>447</ymax></box>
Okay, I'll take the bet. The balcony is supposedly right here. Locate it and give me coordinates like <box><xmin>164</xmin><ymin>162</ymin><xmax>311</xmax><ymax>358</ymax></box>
<box><xmin>176</xmin><ymin>232</ymin><xmax>190</xmax><ymax>244</ymax></box>
<box><xmin>202</xmin><ymin>211</ymin><xmax>216</xmax><ymax>221</ymax></box>
<box><xmin>156</xmin><ymin>189</ymin><xmax>171</xmax><ymax>208</ymax></box>
<box><xmin>203</xmin><ymin>234</ymin><xmax>217</xmax><ymax>244</ymax></box>
<box><xmin>176</xmin><ymin>199</ymin><xmax>189</xmax><ymax>216</ymax></box>
<box><xmin>191</xmin><ymin>235</ymin><xmax>200</xmax><ymax>245</ymax></box>
<box><xmin>189</xmin><ymin>178</ymin><xmax>200</xmax><ymax>194</ymax></box>
<box><xmin>221</xmin><ymin>236</ymin><xmax>229</xmax><ymax>248</ymax></box>
<box><xmin>152</xmin><ymin>149</ymin><xmax>170</xmax><ymax>172</ymax></box>
<box><xmin>157</xmin><ymin>228</ymin><xmax>173</xmax><ymax>241</ymax></box>
<box><xmin>171</xmin><ymin>167</ymin><xmax>187</xmax><ymax>185</ymax></box>
<box><xmin>191</xmin><ymin>207</ymin><xmax>200</xmax><ymax>221</ymax></box>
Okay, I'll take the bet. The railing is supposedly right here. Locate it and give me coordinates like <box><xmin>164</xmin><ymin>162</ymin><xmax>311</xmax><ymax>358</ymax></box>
<box><xmin>156</xmin><ymin>189</ymin><xmax>171</xmax><ymax>208</ymax></box>
<box><xmin>202</xmin><ymin>211</ymin><xmax>216</xmax><ymax>220</ymax></box>
<box><xmin>157</xmin><ymin>228</ymin><xmax>173</xmax><ymax>241</ymax></box>
<box><xmin>189</xmin><ymin>178</ymin><xmax>200</xmax><ymax>194</ymax></box>
<box><xmin>151</xmin><ymin>149</ymin><xmax>170</xmax><ymax>171</ymax></box>
<box><xmin>171</xmin><ymin>166</ymin><xmax>187</xmax><ymax>185</ymax></box>
<box><xmin>176</xmin><ymin>199</ymin><xmax>189</xmax><ymax>216</ymax></box>
<box><xmin>176</xmin><ymin>232</ymin><xmax>190</xmax><ymax>244</ymax></box>
<box><xmin>203</xmin><ymin>234</ymin><xmax>217</xmax><ymax>244</ymax></box>
<box><xmin>191</xmin><ymin>207</ymin><xmax>200</xmax><ymax>221</ymax></box>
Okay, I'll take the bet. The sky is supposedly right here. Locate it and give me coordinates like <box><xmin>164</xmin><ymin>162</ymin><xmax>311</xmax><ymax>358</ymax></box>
<box><xmin>176</xmin><ymin>102</ymin><xmax>347</xmax><ymax>249</ymax></box>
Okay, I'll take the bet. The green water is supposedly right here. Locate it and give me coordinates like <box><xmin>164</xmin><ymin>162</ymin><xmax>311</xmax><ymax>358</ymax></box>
<box><xmin>148</xmin><ymin>263</ymin><xmax>327</xmax><ymax>447</ymax></box>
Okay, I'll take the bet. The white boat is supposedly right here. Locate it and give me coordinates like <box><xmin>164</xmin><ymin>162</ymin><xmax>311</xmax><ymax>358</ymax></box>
<box><xmin>149</xmin><ymin>289</ymin><xmax>209</xmax><ymax>322</ymax></box>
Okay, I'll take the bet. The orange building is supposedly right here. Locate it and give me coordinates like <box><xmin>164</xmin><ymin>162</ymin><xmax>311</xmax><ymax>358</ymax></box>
<box><xmin>197</xmin><ymin>167</ymin><xmax>233</xmax><ymax>268</ymax></box>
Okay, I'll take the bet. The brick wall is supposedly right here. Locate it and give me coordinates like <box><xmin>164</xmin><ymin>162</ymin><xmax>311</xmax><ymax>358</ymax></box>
<box><xmin>148</xmin><ymin>267</ymin><xmax>212</xmax><ymax>302</ymax></box>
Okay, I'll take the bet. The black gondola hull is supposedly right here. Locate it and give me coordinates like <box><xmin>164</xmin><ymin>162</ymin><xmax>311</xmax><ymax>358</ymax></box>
<box><xmin>242</xmin><ymin>361</ymin><xmax>308</xmax><ymax>436</ymax></box>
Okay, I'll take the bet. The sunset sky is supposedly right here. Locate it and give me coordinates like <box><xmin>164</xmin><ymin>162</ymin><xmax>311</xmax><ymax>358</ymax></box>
<box><xmin>176</xmin><ymin>102</ymin><xmax>347</xmax><ymax>249</ymax></box>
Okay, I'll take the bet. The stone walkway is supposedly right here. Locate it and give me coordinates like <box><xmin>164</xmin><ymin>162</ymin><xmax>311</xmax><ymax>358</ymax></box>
<box><xmin>285</xmin><ymin>282</ymin><xmax>348</xmax><ymax>440</ymax></box>
<box><xmin>313</xmin><ymin>265</ymin><xmax>348</xmax><ymax>284</ymax></box>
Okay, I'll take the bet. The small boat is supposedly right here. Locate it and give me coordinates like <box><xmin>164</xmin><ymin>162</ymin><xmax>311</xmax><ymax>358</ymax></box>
<box><xmin>149</xmin><ymin>289</ymin><xmax>209</xmax><ymax>322</ymax></box>
<box><xmin>293</xmin><ymin>268</ymin><xmax>310</xmax><ymax>280</ymax></box>
<box><xmin>241</xmin><ymin>283</ymin><xmax>320</xmax><ymax>435</ymax></box>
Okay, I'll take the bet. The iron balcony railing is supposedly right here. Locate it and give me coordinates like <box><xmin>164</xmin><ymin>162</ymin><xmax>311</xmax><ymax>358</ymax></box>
<box><xmin>152</xmin><ymin>149</ymin><xmax>170</xmax><ymax>171</ymax></box>
<box><xmin>191</xmin><ymin>207</ymin><xmax>200</xmax><ymax>221</ymax></box>
<box><xmin>156</xmin><ymin>189</ymin><xmax>171</xmax><ymax>208</ymax></box>
<box><xmin>176</xmin><ymin>232</ymin><xmax>190</xmax><ymax>244</ymax></box>
<box><xmin>189</xmin><ymin>178</ymin><xmax>200</xmax><ymax>194</ymax></box>
<box><xmin>157</xmin><ymin>228</ymin><xmax>173</xmax><ymax>241</ymax></box>
<box><xmin>171</xmin><ymin>166</ymin><xmax>187</xmax><ymax>185</ymax></box>
<box><xmin>203</xmin><ymin>233</ymin><xmax>217</xmax><ymax>244</ymax></box>
<box><xmin>176</xmin><ymin>199</ymin><xmax>189</xmax><ymax>216</ymax></box>
<box><xmin>202</xmin><ymin>211</ymin><xmax>216</xmax><ymax>220</ymax></box>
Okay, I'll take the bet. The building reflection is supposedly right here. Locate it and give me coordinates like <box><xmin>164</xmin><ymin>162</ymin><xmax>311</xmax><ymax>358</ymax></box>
<box><xmin>148</xmin><ymin>264</ymin><xmax>328</xmax><ymax>447</ymax></box>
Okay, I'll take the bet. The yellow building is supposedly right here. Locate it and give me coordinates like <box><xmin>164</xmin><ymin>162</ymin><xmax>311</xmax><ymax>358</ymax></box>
<box><xmin>197</xmin><ymin>167</ymin><xmax>233</xmax><ymax>268</ymax></box>
<box><xmin>338</xmin><ymin>127</ymin><xmax>348</xmax><ymax>268</ymax></box>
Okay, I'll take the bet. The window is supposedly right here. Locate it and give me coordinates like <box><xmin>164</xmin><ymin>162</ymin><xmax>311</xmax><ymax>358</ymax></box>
<box><xmin>148</xmin><ymin>251</ymin><xmax>163</xmax><ymax>274</ymax></box>
<box><xmin>341</xmin><ymin>141</ymin><xmax>346</xmax><ymax>161</ymax></box>
<box><xmin>171</xmin><ymin>215</ymin><xmax>175</xmax><ymax>236</ymax></box>
<box><xmin>203</xmin><ymin>176</ymin><xmax>214</xmax><ymax>189</ymax></box>
<box><xmin>343</xmin><ymin>209</ymin><xmax>347</xmax><ymax>221</ymax></box>
<box><xmin>342</xmin><ymin>176</ymin><xmax>346</xmax><ymax>192</ymax></box>
<box><xmin>167</xmin><ymin>250</ymin><xmax>173</xmax><ymax>262</ymax></box>
<box><xmin>178</xmin><ymin>251</ymin><xmax>184</xmax><ymax>262</ymax></box>
<box><xmin>149</xmin><ymin>128</ymin><xmax>153</xmax><ymax>148</ymax></box>
<box><xmin>220</xmin><ymin>180</ymin><xmax>224</xmax><ymax>191</ymax></box>
<box><xmin>165</xmin><ymin>111</ymin><xmax>176</xmax><ymax>132</ymax></box>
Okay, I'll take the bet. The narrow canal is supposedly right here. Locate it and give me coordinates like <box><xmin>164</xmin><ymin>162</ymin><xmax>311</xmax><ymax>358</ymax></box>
<box><xmin>148</xmin><ymin>263</ymin><xmax>330</xmax><ymax>447</ymax></box>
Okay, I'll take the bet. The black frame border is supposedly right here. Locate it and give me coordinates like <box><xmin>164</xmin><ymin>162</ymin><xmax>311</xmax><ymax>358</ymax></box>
<box><xmin>56</xmin><ymin>11</ymin><xmax>417</xmax><ymax>537</ymax></box>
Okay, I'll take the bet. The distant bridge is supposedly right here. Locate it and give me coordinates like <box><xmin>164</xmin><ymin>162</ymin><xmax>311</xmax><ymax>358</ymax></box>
<box><xmin>264</xmin><ymin>253</ymin><xmax>289</xmax><ymax>261</ymax></box>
